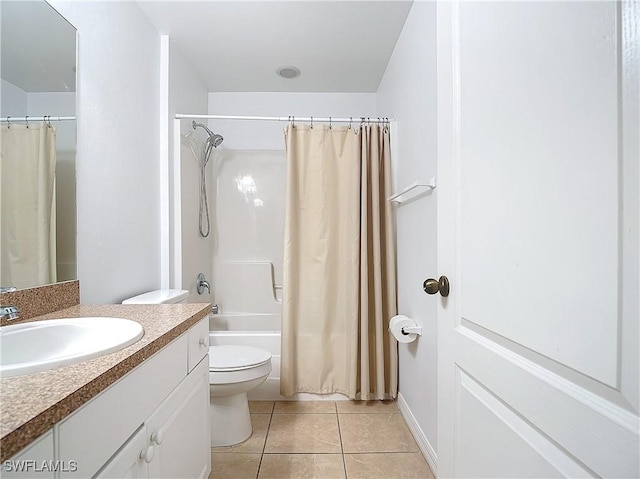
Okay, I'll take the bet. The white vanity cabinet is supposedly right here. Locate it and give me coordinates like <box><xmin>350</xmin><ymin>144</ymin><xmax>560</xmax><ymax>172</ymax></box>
<box><xmin>146</xmin><ymin>358</ymin><xmax>210</xmax><ymax>479</ymax></box>
<box><xmin>6</xmin><ymin>316</ymin><xmax>211</xmax><ymax>479</ymax></box>
<box><xmin>94</xmin><ymin>426</ymin><xmax>149</xmax><ymax>479</ymax></box>
<box><xmin>2</xmin><ymin>430</ymin><xmax>55</xmax><ymax>479</ymax></box>
<box><xmin>95</xmin><ymin>359</ymin><xmax>209</xmax><ymax>479</ymax></box>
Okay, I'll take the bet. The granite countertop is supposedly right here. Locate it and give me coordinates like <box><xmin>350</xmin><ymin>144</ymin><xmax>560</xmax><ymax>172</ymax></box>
<box><xmin>0</xmin><ymin>303</ymin><xmax>211</xmax><ymax>461</ymax></box>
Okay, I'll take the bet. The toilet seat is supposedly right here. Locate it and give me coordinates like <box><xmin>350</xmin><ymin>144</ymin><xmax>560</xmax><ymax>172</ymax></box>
<box><xmin>209</xmin><ymin>345</ymin><xmax>271</xmax><ymax>371</ymax></box>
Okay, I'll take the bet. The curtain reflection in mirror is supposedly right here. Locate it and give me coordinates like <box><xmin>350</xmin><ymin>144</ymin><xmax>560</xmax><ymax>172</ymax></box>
<box><xmin>1</xmin><ymin>123</ymin><xmax>57</xmax><ymax>288</ymax></box>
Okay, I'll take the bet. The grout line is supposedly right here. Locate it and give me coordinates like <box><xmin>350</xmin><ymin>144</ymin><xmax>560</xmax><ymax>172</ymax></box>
<box><xmin>336</xmin><ymin>408</ymin><xmax>348</xmax><ymax>478</ymax></box>
<box><xmin>255</xmin><ymin>409</ymin><xmax>274</xmax><ymax>479</ymax></box>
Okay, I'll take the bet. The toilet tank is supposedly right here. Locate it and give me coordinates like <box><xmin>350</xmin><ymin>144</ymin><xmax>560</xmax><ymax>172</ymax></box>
<box><xmin>122</xmin><ymin>289</ymin><xmax>189</xmax><ymax>305</ymax></box>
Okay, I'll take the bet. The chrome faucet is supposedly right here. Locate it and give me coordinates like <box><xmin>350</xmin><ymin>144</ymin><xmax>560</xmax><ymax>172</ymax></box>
<box><xmin>197</xmin><ymin>273</ymin><xmax>210</xmax><ymax>295</ymax></box>
<box><xmin>0</xmin><ymin>305</ymin><xmax>20</xmax><ymax>321</ymax></box>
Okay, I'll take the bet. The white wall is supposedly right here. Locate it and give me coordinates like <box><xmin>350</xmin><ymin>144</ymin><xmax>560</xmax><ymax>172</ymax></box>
<box><xmin>166</xmin><ymin>39</ymin><xmax>210</xmax><ymax>302</ymax></box>
<box><xmin>376</xmin><ymin>1</ymin><xmax>439</xmax><ymax>463</ymax></box>
<box><xmin>49</xmin><ymin>1</ymin><xmax>160</xmax><ymax>304</ymax></box>
<box><xmin>27</xmin><ymin>92</ymin><xmax>77</xmax><ymax>281</ymax></box>
<box><xmin>1</xmin><ymin>79</ymin><xmax>27</xmax><ymax>117</ymax></box>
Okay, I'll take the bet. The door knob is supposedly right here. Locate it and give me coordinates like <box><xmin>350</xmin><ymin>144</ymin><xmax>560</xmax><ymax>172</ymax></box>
<box><xmin>423</xmin><ymin>276</ymin><xmax>450</xmax><ymax>297</ymax></box>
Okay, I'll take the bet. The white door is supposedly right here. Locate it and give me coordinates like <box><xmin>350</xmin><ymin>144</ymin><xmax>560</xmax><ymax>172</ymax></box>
<box><xmin>436</xmin><ymin>1</ymin><xmax>639</xmax><ymax>477</ymax></box>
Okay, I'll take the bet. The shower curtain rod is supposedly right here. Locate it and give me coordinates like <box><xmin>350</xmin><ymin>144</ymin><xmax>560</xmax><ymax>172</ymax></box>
<box><xmin>175</xmin><ymin>114</ymin><xmax>395</xmax><ymax>124</ymax></box>
<box><xmin>1</xmin><ymin>116</ymin><xmax>76</xmax><ymax>122</ymax></box>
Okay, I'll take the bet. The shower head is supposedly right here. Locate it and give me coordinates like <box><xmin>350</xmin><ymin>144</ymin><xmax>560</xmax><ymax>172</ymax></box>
<box><xmin>209</xmin><ymin>132</ymin><xmax>224</xmax><ymax>148</ymax></box>
<box><xmin>192</xmin><ymin>121</ymin><xmax>224</xmax><ymax>148</ymax></box>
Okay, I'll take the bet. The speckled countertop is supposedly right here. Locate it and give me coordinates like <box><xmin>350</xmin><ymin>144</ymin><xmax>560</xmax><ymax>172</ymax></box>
<box><xmin>0</xmin><ymin>303</ymin><xmax>211</xmax><ymax>461</ymax></box>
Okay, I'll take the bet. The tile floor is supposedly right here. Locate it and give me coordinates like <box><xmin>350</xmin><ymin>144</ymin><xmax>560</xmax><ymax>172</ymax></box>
<box><xmin>210</xmin><ymin>401</ymin><xmax>434</xmax><ymax>479</ymax></box>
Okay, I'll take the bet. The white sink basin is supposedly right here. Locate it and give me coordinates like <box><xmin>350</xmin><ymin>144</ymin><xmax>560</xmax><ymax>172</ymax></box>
<box><xmin>0</xmin><ymin>317</ymin><xmax>144</xmax><ymax>378</ymax></box>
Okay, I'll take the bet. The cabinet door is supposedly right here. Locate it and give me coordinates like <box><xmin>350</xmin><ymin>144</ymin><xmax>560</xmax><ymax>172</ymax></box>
<box><xmin>3</xmin><ymin>430</ymin><xmax>54</xmax><ymax>479</ymax></box>
<box><xmin>95</xmin><ymin>426</ymin><xmax>148</xmax><ymax>479</ymax></box>
<box><xmin>188</xmin><ymin>317</ymin><xmax>210</xmax><ymax>372</ymax></box>
<box><xmin>146</xmin><ymin>357</ymin><xmax>210</xmax><ymax>479</ymax></box>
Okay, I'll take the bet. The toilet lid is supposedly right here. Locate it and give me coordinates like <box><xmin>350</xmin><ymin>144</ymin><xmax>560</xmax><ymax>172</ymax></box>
<box><xmin>209</xmin><ymin>345</ymin><xmax>272</xmax><ymax>371</ymax></box>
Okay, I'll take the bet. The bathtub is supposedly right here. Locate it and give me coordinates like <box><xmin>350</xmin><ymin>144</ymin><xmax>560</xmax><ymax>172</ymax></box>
<box><xmin>209</xmin><ymin>313</ymin><xmax>347</xmax><ymax>401</ymax></box>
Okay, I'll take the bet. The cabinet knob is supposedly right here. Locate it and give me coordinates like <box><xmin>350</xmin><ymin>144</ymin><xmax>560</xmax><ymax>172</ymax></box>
<box><xmin>199</xmin><ymin>337</ymin><xmax>209</xmax><ymax>347</ymax></box>
<box><xmin>140</xmin><ymin>445</ymin><xmax>155</xmax><ymax>463</ymax></box>
<box><xmin>151</xmin><ymin>429</ymin><xmax>165</xmax><ymax>445</ymax></box>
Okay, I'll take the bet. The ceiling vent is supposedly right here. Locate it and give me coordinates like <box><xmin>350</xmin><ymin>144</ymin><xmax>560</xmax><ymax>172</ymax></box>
<box><xmin>276</xmin><ymin>66</ymin><xmax>301</xmax><ymax>79</ymax></box>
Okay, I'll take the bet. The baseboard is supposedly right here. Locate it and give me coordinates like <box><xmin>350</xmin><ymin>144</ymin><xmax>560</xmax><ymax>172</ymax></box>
<box><xmin>397</xmin><ymin>392</ymin><xmax>438</xmax><ymax>477</ymax></box>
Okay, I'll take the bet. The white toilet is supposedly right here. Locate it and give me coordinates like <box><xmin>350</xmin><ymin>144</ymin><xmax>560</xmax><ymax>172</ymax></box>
<box><xmin>209</xmin><ymin>345</ymin><xmax>272</xmax><ymax>446</ymax></box>
<box><xmin>121</xmin><ymin>289</ymin><xmax>273</xmax><ymax>447</ymax></box>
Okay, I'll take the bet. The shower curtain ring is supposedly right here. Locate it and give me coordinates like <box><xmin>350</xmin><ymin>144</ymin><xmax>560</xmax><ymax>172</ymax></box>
<box><xmin>192</xmin><ymin>120</ymin><xmax>197</xmax><ymax>130</ymax></box>
<box><xmin>6</xmin><ymin>116</ymin><xmax>10</xmax><ymax>129</ymax></box>
<box><xmin>329</xmin><ymin>117</ymin><xmax>332</xmax><ymax>129</ymax></box>
<box><xmin>310</xmin><ymin>116</ymin><xmax>313</xmax><ymax>129</ymax></box>
<box><xmin>349</xmin><ymin>117</ymin><xmax>352</xmax><ymax>129</ymax></box>
<box><xmin>25</xmin><ymin>116</ymin><xmax>29</xmax><ymax>129</ymax></box>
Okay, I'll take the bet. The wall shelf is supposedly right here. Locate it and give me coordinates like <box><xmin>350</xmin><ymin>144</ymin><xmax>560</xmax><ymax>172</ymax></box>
<box><xmin>389</xmin><ymin>177</ymin><xmax>436</xmax><ymax>204</ymax></box>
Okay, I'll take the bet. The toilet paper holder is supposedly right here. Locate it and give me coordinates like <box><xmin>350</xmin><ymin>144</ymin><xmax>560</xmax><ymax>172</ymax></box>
<box><xmin>401</xmin><ymin>325</ymin><xmax>422</xmax><ymax>336</ymax></box>
<box><xmin>389</xmin><ymin>315</ymin><xmax>422</xmax><ymax>343</ymax></box>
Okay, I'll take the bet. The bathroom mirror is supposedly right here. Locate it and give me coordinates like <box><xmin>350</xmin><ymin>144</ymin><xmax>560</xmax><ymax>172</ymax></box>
<box><xmin>0</xmin><ymin>0</ymin><xmax>77</xmax><ymax>290</ymax></box>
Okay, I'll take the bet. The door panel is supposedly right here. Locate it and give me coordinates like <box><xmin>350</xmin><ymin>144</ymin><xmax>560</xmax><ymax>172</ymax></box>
<box><xmin>456</xmin><ymin>370</ymin><xmax>590</xmax><ymax>478</ymax></box>
<box><xmin>458</xmin><ymin>0</ymin><xmax>619</xmax><ymax>386</ymax></box>
<box><xmin>437</xmin><ymin>1</ymin><xmax>639</xmax><ymax>477</ymax></box>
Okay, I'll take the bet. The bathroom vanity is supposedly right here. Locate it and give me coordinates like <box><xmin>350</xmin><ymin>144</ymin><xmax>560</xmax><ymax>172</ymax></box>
<box><xmin>0</xmin><ymin>303</ymin><xmax>212</xmax><ymax>478</ymax></box>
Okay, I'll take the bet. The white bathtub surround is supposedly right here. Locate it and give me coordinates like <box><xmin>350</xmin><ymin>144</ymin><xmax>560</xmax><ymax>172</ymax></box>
<box><xmin>213</xmin><ymin>262</ymin><xmax>282</xmax><ymax>314</ymax></box>
<box><xmin>281</xmin><ymin>123</ymin><xmax>397</xmax><ymax>400</ymax></box>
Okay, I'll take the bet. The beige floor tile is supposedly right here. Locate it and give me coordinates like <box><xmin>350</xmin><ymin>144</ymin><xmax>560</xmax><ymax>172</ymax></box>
<box><xmin>210</xmin><ymin>453</ymin><xmax>261</xmax><ymax>479</ymax></box>
<box><xmin>212</xmin><ymin>415</ymin><xmax>270</xmax><ymax>454</ymax></box>
<box><xmin>336</xmin><ymin>400</ymin><xmax>399</xmax><ymax>414</ymax></box>
<box><xmin>258</xmin><ymin>454</ymin><xmax>346</xmax><ymax>479</ymax></box>
<box><xmin>273</xmin><ymin>401</ymin><xmax>336</xmax><ymax>414</ymax></box>
<box><xmin>264</xmin><ymin>413</ymin><xmax>342</xmax><ymax>453</ymax></box>
<box><xmin>249</xmin><ymin>401</ymin><xmax>275</xmax><ymax>414</ymax></box>
<box><xmin>344</xmin><ymin>453</ymin><xmax>434</xmax><ymax>479</ymax></box>
<box><xmin>339</xmin><ymin>414</ymin><xmax>418</xmax><ymax>453</ymax></box>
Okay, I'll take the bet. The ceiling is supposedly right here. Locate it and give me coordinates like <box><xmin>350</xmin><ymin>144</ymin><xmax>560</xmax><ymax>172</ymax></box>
<box><xmin>1</xmin><ymin>1</ymin><xmax>76</xmax><ymax>93</ymax></box>
<box><xmin>137</xmin><ymin>1</ymin><xmax>413</xmax><ymax>93</ymax></box>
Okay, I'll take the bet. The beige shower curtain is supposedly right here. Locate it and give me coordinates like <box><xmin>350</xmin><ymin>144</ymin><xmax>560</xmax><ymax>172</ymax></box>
<box><xmin>281</xmin><ymin>123</ymin><xmax>397</xmax><ymax>400</ymax></box>
<box><xmin>1</xmin><ymin>123</ymin><xmax>57</xmax><ymax>289</ymax></box>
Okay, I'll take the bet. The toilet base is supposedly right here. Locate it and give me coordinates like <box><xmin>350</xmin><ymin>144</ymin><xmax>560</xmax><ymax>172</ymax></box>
<box><xmin>210</xmin><ymin>392</ymin><xmax>252</xmax><ymax>446</ymax></box>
